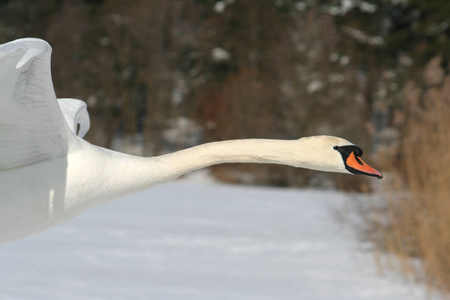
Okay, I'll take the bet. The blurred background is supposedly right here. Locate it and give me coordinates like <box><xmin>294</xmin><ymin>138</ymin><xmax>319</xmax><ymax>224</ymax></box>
<box><xmin>1</xmin><ymin>0</ymin><xmax>449</xmax><ymax>296</ymax></box>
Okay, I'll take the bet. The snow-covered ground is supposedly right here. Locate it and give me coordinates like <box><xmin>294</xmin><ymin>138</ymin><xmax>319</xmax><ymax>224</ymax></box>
<box><xmin>0</xmin><ymin>180</ymin><xmax>436</xmax><ymax>300</ymax></box>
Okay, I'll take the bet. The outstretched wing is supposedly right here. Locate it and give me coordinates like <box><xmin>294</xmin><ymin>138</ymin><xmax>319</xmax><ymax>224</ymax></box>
<box><xmin>0</xmin><ymin>38</ymin><xmax>69</xmax><ymax>170</ymax></box>
<box><xmin>58</xmin><ymin>98</ymin><xmax>90</xmax><ymax>139</ymax></box>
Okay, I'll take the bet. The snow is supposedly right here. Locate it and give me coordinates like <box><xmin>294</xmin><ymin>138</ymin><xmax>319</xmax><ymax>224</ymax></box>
<box><xmin>307</xmin><ymin>80</ymin><xmax>324</xmax><ymax>93</ymax></box>
<box><xmin>360</xmin><ymin>1</ymin><xmax>377</xmax><ymax>13</ymax></box>
<box><xmin>214</xmin><ymin>1</ymin><xmax>226</xmax><ymax>13</ymax></box>
<box><xmin>295</xmin><ymin>2</ymin><xmax>307</xmax><ymax>12</ymax></box>
<box><xmin>162</xmin><ymin>117</ymin><xmax>202</xmax><ymax>147</ymax></box>
<box><xmin>211</xmin><ymin>48</ymin><xmax>231</xmax><ymax>62</ymax></box>
<box><xmin>339</xmin><ymin>55</ymin><xmax>350</xmax><ymax>66</ymax></box>
<box><xmin>343</xmin><ymin>27</ymin><xmax>385</xmax><ymax>46</ymax></box>
<box><xmin>0</xmin><ymin>181</ymin><xmax>436</xmax><ymax>300</ymax></box>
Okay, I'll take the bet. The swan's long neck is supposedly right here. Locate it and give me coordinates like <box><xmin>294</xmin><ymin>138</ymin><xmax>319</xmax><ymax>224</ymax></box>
<box><xmin>157</xmin><ymin>139</ymin><xmax>299</xmax><ymax>179</ymax></box>
<box><xmin>92</xmin><ymin>139</ymin><xmax>301</xmax><ymax>202</ymax></box>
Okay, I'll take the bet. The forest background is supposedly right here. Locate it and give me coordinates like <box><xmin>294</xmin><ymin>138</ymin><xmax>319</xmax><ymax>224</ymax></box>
<box><xmin>1</xmin><ymin>0</ymin><xmax>450</xmax><ymax>296</ymax></box>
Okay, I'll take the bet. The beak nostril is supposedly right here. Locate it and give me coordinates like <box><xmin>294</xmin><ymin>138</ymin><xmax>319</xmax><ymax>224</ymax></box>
<box><xmin>355</xmin><ymin>156</ymin><xmax>364</xmax><ymax>165</ymax></box>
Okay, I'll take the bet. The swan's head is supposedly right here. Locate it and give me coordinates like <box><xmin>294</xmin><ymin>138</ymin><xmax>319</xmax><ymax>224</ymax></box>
<box><xmin>294</xmin><ymin>136</ymin><xmax>383</xmax><ymax>179</ymax></box>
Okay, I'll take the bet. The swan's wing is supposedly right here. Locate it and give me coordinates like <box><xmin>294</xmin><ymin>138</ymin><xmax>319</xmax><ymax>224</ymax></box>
<box><xmin>0</xmin><ymin>38</ymin><xmax>69</xmax><ymax>170</ymax></box>
<box><xmin>58</xmin><ymin>98</ymin><xmax>90</xmax><ymax>138</ymax></box>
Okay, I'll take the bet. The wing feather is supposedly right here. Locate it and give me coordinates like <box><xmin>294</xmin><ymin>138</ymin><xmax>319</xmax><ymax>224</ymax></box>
<box><xmin>58</xmin><ymin>98</ymin><xmax>90</xmax><ymax>138</ymax></box>
<box><xmin>0</xmin><ymin>38</ymin><xmax>69</xmax><ymax>170</ymax></box>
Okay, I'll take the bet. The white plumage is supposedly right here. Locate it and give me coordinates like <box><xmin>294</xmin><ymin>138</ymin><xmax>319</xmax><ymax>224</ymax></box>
<box><xmin>0</xmin><ymin>38</ymin><xmax>381</xmax><ymax>244</ymax></box>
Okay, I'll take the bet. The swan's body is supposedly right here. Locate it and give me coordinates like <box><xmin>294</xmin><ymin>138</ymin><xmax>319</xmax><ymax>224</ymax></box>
<box><xmin>0</xmin><ymin>38</ymin><xmax>382</xmax><ymax>244</ymax></box>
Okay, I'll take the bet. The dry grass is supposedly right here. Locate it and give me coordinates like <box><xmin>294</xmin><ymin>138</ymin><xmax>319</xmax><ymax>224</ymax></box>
<box><xmin>369</xmin><ymin>56</ymin><xmax>450</xmax><ymax>295</ymax></box>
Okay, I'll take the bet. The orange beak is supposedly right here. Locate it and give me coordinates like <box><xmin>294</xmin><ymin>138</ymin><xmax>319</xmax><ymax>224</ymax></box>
<box><xmin>346</xmin><ymin>152</ymin><xmax>383</xmax><ymax>179</ymax></box>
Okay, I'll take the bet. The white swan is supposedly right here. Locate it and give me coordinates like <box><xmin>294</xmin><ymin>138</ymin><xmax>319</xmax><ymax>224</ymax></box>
<box><xmin>0</xmin><ymin>38</ymin><xmax>382</xmax><ymax>244</ymax></box>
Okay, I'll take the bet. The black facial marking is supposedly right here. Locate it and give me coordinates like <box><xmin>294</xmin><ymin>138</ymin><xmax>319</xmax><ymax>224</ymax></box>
<box><xmin>333</xmin><ymin>145</ymin><xmax>378</xmax><ymax>177</ymax></box>
<box><xmin>333</xmin><ymin>145</ymin><xmax>363</xmax><ymax>159</ymax></box>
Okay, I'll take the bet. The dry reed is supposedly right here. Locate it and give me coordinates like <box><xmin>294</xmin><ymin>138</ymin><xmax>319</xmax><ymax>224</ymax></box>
<box><xmin>370</xmin><ymin>56</ymin><xmax>450</xmax><ymax>295</ymax></box>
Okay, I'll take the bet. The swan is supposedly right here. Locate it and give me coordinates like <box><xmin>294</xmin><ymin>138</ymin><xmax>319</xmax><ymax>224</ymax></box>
<box><xmin>0</xmin><ymin>38</ymin><xmax>382</xmax><ymax>244</ymax></box>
